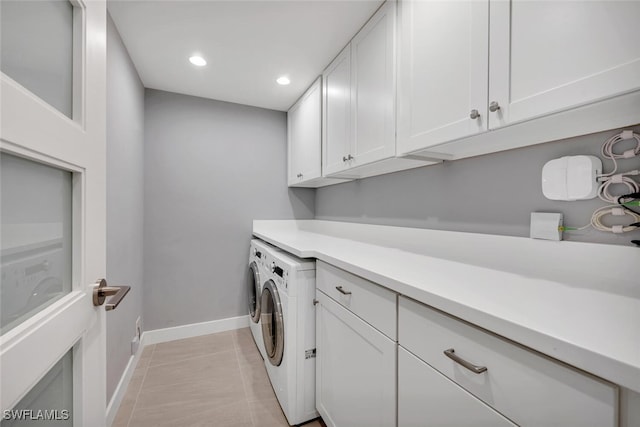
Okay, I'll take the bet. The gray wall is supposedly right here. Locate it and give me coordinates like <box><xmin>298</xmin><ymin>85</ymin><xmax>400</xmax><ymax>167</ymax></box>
<box><xmin>106</xmin><ymin>14</ymin><xmax>145</xmax><ymax>402</ymax></box>
<box><xmin>316</xmin><ymin>124</ymin><xmax>640</xmax><ymax>246</ymax></box>
<box><xmin>143</xmin><ymin>89</ymin><xmax>314</xmax><ymax>331</ymax></box>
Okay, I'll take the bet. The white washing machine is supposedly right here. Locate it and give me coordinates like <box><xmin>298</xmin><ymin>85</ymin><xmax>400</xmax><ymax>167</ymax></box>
<box><xmin>260</xmin><ymin>250</ymin><xmax>318</xmax><ymax>426</ymax></box>
<box><xmin>247</xmin><ymin>239</ymin><xmax>279</xmax><ymax>360</ymax></box>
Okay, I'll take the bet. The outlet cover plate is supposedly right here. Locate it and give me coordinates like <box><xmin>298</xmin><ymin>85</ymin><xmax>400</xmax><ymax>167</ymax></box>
<box><xmin>530</xmin><ymin>212</ymin><xmax>563</xmax><ymax>241</ymax></box>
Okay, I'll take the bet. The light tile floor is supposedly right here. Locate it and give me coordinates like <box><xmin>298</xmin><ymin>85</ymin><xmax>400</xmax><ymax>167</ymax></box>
<box><xmin>113</xmin><ymin>328</ymin><xmax>325</xmax><ymax>427</ymax></box>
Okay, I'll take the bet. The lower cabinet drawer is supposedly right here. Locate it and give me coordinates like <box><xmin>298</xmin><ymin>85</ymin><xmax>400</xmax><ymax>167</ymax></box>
<box><xmin>317</xmin><ymin>261</ymin><xmax>396</xmax><ymax>339</ymax></box>
<box><xmin>399</xmin><ymin>296</ymin><xmax>618</xmax><ymax>427</ymax></box>
<box><xmin>399</xmin><ymin>347</ymin><xmax>517</xmax><ymax>427</ymax></box>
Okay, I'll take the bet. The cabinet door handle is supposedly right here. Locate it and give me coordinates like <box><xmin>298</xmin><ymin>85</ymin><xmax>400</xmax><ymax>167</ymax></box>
<box><xmin>443</xmin><ymin>348</ymin><xmax>487</xmax><ymax>374</ymax></box>
<box><xmin>335</xmin><ymin>285</ymin><xmax>352</xmax><ymax>295</ymax></box>
<box><xmin>297</xmin><ymin>173</ymin><xmax>303</xmax><ymax>178</ymax></box>
<box><xmin>469</xmin><ymin>109</ymin><xmax>480</xmax><ymax>120</ymax></box>
<box><xmin>347</xmin><ymin>154</ymin><xmax>354</xmax><ymax>160</ymax></box>
<box><xmin>342</xmin><ymin>156</ymin><xmax>348</xmax><ymax>162</ymax></box>
<box><xmin>489</xmin><ymin>101</ymin><xmax>501</xmax><ymax>112</ymax></box>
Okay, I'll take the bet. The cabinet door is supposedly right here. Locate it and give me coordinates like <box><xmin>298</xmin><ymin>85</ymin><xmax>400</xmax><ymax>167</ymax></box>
<box><xmin>322</xmin><ymin>45</ymin><xmax>351</xmax><ymax>176</ymax></box>
<box><xmin>315</xmin><ymin>291</ymin><xmax>396</xmax><ymax>427</ymax></box>
<box><xmin>397</xmin><ymin>0</ymin><xmax>489</xmax><ymax>155</ymax></box>
<box><xmin>489</xmin><ymin>0</ymin><xmax>640</xmax><ymax>128</ymax></box>
<box><xmin>350</xmin><ymin>0</ymin><xmax>397</xmax><ymax>166</ymax></box>
<box><xmin>398</xmin><ymin>348</ymin><xmax>517</xmax><ymax>427</ymax></box>
<box><xmin>288</xmin><ymin>77</ymin><xmax>322</xmax><ymax>186</ymax></box>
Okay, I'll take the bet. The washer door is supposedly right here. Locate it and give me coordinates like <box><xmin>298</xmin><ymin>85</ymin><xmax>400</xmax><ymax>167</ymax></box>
<box><xmin>248</xmin><ymin>261</ymin><xmax>261</xmax><ymax>323</ymax></box>
<box><xmin>261</xmin><ymin>280</ymin><xmax>284</xmax><ymax>366</ymax></box>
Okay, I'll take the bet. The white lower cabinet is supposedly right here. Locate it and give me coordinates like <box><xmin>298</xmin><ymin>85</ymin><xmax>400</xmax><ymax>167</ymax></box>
<box><xmin>398</xmin><ymin>347</ymin><xmax>516</xmax><ymax>427</ymax></box>
<box><xmin>399</xmin><ymin>296</ymin><xmax>618</xmax><ymax>427</ymax></box>
<box><xmin>315</xmin><ymin>290</ymin><xmax>396</xmax><ymax>427</ymax></box>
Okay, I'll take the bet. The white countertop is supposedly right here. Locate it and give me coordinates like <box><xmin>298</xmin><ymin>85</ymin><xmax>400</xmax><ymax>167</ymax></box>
<box><xmin>253</xmin><ymin>219</ymin><xmax>640</xmax><ymax>393</ymax></box>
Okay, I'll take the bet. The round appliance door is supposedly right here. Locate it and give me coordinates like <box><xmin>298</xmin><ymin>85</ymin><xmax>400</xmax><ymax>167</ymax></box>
<box><xmin>248</xmin><ymin>261</ymin><xmax>261</xmax><ymax>323</ymax></box>
<box><xmin>261</xmin><ymin>280</ymin><xmax>284</xmax><ymax>366</ymax></box>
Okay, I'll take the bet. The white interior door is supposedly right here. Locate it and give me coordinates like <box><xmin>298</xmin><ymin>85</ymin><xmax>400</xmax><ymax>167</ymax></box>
<box><xmin>1</xmin><ymin>0</ymin><xmax>108</xmax><ymax>426</ymax></box>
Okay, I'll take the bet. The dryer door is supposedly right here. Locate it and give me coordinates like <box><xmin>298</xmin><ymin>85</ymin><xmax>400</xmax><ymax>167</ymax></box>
<box><xmin>248</xmin><ymin>261</ymin><xmax>261</xmax><ymax>323</ymax></box>
<box><xmin>261</xmin><ymin>280</ymin><xmax>284</xmax><ymax>366</ymax></box>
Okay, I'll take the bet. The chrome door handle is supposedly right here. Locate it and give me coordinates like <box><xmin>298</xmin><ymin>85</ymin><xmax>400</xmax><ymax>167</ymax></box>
<box><xmin>93</xmin><ymin>278</ymin><xmax>131</xmax><ymax>311</ymax></box>
<box><xmin>444</xmin><ymin>348</ymin><xmax>487</xmax><ymax>374</ymax></box>
<box><xmin>335</xmin><ymin>285</ymin><xmax>352</xmax><ymax>295</ymax></box>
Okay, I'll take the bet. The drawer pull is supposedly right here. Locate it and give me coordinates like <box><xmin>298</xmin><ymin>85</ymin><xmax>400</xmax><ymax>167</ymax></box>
<box><xmin>335</xmin><ymin>285</ymin><xmax>352</xmax><ymax>295</ymax></box>
<box><xmin>444</xmin><ymin>348</ymin><xmax>487</xmax><ymax>374</ymax></box>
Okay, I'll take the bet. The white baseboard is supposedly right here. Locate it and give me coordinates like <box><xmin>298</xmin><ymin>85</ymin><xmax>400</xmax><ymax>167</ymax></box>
<box><xmin>105</xmin><ymin>315</ymin><xmax>248</xmax><ymax>426</ymax></box>
<box><xmin>141</xmin><ymin>315</ymin><xmax>249</xmax><ymax>346</ymax></box>
<box><xmin>106</xmin><ymin>347</ymin><xmax>141</xmax><ymax>427</ymax></box>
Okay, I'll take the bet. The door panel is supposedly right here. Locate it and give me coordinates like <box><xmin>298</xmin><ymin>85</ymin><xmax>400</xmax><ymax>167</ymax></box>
<box><xmin>0</xmin><ymin>0</ymin><xmax>74</xmax><ymax>118</ymax></box>
<box><xmin>0</xmin><ymin>154</ymin><xmax>73</xmax><ymax>334</ymax></box>
<box><xmin>1</xmin><ymin>0</ymin><xmax>107</xmax><ymax>425</ymax></box>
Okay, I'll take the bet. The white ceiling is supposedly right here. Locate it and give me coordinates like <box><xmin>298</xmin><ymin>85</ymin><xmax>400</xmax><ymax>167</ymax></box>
<box><xmin>108</xmin><ymin>0</ymin><xmax>384</xmax><ymax>111</ymax></box>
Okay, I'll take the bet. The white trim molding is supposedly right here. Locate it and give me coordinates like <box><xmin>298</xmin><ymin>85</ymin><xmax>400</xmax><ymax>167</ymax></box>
<box><xmin>141</xmin><ymin>315</ymin><xmax>249</xmax><ymax>346</ymax></box>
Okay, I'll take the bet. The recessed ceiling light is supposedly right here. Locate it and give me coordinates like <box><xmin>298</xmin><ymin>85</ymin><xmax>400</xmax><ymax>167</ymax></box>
<box><xmin>189</xmin><ymin>56</ymin><xmax>207</xmax><ymax>67</ymax></box>
<box><xmin>276</xmin><ymin>76</ymin><xmax>290</xmax><ymax>85</ymax></box>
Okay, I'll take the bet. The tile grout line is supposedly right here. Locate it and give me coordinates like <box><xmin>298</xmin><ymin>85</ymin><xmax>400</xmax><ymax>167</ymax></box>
<box><xmin>146</xmin><ymin>346</ymin><xmax>235</xmax><ymax>369</ymax></box>
<box><xmin>125</xmin><ymin>344</ymin><xmax>155</xmax><ymax>427</ymax></box>
<box><xmin>233</xmin><ymin>332</ymin><xmax>259</xmax><ymax>427</ymax></box>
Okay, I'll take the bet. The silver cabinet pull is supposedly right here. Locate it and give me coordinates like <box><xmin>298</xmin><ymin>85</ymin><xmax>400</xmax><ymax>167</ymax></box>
<box><xmin>93</xmin><ymin>278</ymin><xmax>131</xmax><ymax>311</ymax></box>
<box><xmin>489</xmin><ymin>101</ymin><xmax>501</xmax><ymax>112</ymax></box>
<box><xmin>444</xmin><ymin>348</ymin><xmax>487</xmax><ymax>374</ymax></box>
<box><xmin>342</xmin><ymin>156</ymin><xmax>348</xmax><ymax>162</ymax></box>
<box><xmin>342</xmin><ymin>154</ymin><xmax>355</xmax><ymax>162</ymax></box>
<box><xmin>297</xmin><ymin>173</ymin><xmax>303</xmax><ymax>178</ymax></box>
<box><xmin>469</xmin><ymin>109</ymin><xmax>480</xmax><ymax>119</ymax></box>
<box><xmin>335</xmin><ymin>285</ymin><xmax>352</xmax><ymax>295</ymax></box>
<box><xmin>347</xmin><ymin>154</ymin><xmax>354</xmax><ymax>160</ymax></box>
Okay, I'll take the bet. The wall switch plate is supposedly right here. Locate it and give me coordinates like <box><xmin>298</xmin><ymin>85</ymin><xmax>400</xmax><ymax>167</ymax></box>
<box><xmin>530</xmin><ymin>212</ymin><xmax>563</xmax><ymax>241</ymax></box>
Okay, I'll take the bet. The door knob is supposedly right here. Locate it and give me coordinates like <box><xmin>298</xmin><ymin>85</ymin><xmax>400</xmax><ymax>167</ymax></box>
<box><xmin>469</xmin><ymin>109</ymin><xmax>480</xmax><ymax>120</ymax></box>
<box><xmin>489</xmin><ymin>101</ymin><xmax>501</xmax><ymax>112</ymax></box>
<box><xmin>93</xmin><ymin>278</ymin><xmax>130</xmax><ymax>311</ymax></box>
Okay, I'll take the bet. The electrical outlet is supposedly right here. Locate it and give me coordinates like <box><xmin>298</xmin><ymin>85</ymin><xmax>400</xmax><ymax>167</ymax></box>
<box><xmin>135</xmin><ymin>316</ymin><xmax>142</xmax><ymax>340</ymax></box>
<box><xmin>131</xmin><ymin>336</ymin><xmax>140</xmax><ymax>355</ymax></box>
<box><xmin>530</xmin><ymin>212</ymin><xmax>564</xmax><ymax>241</ymax></box>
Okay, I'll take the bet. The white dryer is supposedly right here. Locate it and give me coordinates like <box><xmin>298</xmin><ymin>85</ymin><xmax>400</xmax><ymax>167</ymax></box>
<box><xmin>247</xmin><ymin>239</ymin><xmax>278</xmax><ymax>360</ymax></box>
<box><xmin>260</xmin><ymin>250</ymin><xmax>318</xmax><ymax>426</ymax></box>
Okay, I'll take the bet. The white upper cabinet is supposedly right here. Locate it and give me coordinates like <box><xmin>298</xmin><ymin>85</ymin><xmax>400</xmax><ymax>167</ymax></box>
<box><xmin>350</xmin><ymin>0</ymin><xmax>396</xmax><ymax>168</ymax></box>
<box><xmin>323</xmin><ymin>0</ymin><xmax>433</xmax><ymax>178</ymax></box>
<box><xmin>490</xmin><ymin>0</ymin><xmax>640</xmax><ymax>128</ymax></box>
<box><xmin>397</xmin><ymin>0</ymin><xmax>640</xmax><ymax>159</ymax></box>
<box><xmin>288</xmin><ymin>77</ymin><xmax>349</xmax><ymax>188</ymax></box>
<box><xmin>397</xmin><ymin>0</ymin><xmax>489</xmax><ymax>154</ymax></box>
<box><xmin>322</xmin><ymin>46</ymin><xmax>352</xmax><ymax>176</ymax></box>
<box><xmin>288</xmin><ymin>77</ymin><xmax>321</xmax><ymax>185</ymax></box>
